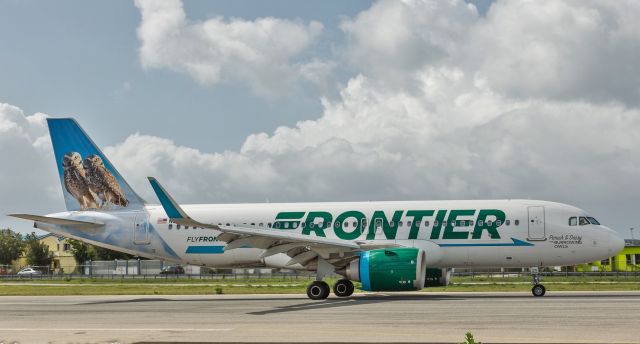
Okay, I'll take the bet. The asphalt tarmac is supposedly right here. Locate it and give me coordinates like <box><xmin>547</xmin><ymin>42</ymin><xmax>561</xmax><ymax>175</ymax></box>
<box><xmin>1</xmin><ymin>291</ymin><xmax>639</xmax><ymax>343</ymax></box>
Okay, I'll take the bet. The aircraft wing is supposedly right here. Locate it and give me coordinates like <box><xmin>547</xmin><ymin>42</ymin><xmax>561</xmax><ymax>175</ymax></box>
<box><xmin>147</xmin><ymin>177</ymin><xmax>362</xmax><ymax>268</ymax></box>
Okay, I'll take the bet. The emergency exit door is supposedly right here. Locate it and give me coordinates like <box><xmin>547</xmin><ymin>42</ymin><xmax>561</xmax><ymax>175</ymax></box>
<box><xmin>527</xmin><ymin>206</ymin><xmax>546</xmax><ymax>240</ymax></box>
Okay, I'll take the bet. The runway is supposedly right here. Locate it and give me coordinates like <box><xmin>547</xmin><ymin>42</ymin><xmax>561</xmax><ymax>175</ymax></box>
<box><xmin>1</xmin><ymin>291</ymin><xmax>640</xmax><ymax>343</ymax></box>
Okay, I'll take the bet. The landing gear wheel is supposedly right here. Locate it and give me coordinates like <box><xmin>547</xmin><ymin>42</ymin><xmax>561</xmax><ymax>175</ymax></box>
<box><xmin>532</xmin><ymin>284</ymin><xmax>546</xmax><ymax>297</ymax></box>
<box><xmin>333</xmin><ymin>279</ymin><xmax>355</xmax><ymax>297</ymax></box>
<box><xmin>307</xmin><ymin>281</ymin><xmax>330</xmax><ymax>300</ymax></box>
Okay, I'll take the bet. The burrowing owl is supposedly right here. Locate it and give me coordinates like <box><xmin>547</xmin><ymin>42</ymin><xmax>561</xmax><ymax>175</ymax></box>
<box><xmin>62</xmin><ymin>152</ymin><xmax>99</xmax><ymax>210</ymax></box>
<box><xmin>83</xmin><ymin>155</ymin><xmax>129</xmax><ymax>207</ymax></box>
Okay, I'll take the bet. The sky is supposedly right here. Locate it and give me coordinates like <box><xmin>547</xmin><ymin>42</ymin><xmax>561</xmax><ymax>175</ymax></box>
<box><xmin>0</xmin><ymin>0</ymin><xmax>638</xmax><ymax>238</ymax></box>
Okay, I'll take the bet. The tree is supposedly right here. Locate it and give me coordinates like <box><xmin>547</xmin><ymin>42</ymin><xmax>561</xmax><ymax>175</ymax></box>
<box><xmin>0</xmin><ymin>228</ymin><xmax>24</xmax><ymax>266</ymax></box>
<box><xmin>93</xmin><ymin>245</ymin><xmax>134</xmax><ymax>260</ymax></box>
<box><xmin>68</xmin><ymin>239</ymin><xmax>133</xmax><ymax>262</ymax></box>
<box><xmin>68</xmin><ymin>239</ymin><xmax>96</xmax><ymax>265</ymax></box>
<box><xmin>24</xmin><ymin>232</ymin><xmax>54</xmax><ymax>270</ymax></box>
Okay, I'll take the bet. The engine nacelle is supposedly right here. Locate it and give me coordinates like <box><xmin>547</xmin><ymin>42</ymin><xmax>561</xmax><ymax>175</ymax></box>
<box><xmin>424</xmin><ymin>267</ymin><xmax>452</xmax><ymax>287</ymax></box>
<box><xmin>344</xmin><ymin>248</ymin><xmax>426</xmax><ymax>291</ymax></box>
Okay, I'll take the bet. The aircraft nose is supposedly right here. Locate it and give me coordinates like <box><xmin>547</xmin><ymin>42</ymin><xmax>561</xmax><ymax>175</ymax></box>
<box><xmin>609</xmin><ymin>231</ymin><xmax>625</xmax><ymax>255</ymax></box>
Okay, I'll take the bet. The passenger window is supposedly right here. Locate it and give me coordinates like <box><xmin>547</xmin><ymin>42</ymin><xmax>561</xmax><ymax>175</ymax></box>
<box><xmin>226</xmin><ymin>223</ymin><xmax>230</xmax><ymax>226</ymax></box>
<box><xmin>353</xmin><ymin>221</ymin><xmax>357</xmax><ymax>227</ymax></box>
<box><xmin>168</xmin><ymin>224</ymin><xmax>173</xmax><ymax>230</ymax></box>
<box><xmin>335</xmin><ymin>221</ymin><xmax>341</xmax><ymax>228</ymax></box>
<box><xmin>442</xmin><ymin>221</ymin><xmax>447</xmax><ymax>227</ymax></box>
<box><xmin>433</xmin><ymin>221</ymin><xmax>439</xmax><ymax>226</ymax></box>
<box><xmin>505</xmin><ymin>220</ymin><xmax>510</xmax><ymax>226</ymax></box>
<box><xmin>424</xmin><ymin>221</ymin><xmax>430</xmax><ymax>227</ymax></box>
<box><xmin>268</xmin><ymin>223</ymin><xmax>272</xmax><ymax>228</ymax></box>
<box><xmin>177</xmin><ymin>224</ymin><xmax>181</xmax><ymax>230</ymax></box>
<box><xmin>327</xmin><ymin>221</ymin><xmax>332</xmax><ymax>227</ymax></box>
<box><xmin>259</xmin><ymin>223</ymin><xmax>263</xmax><ymax>227</ymax></box>
<box><xmin>496</xmin><ymin>220</ymin><xmax>502</xmax><ymax>226</ymax></box>
<box><xmin>284</xmin><ymin>222</ymin><xmax>289</xmax><ymax>229</ymax></box>
<box><xmin>469</xmin><ymin>220</ymin><xmax>474</xmax><ymax>226</ymax></box>
<box><xmin>399</xmin><ymin>221</ymin><xmax>403</xmax><ymax>227</ymax></box>
<box><xmin>579</xmin><ymin>217</ymin><xmax>590</xmax><ymax>226</ymax></box>
<box><xmin>301</xmin><ymin>222</ymin><xmax>306</xmax><ymax>228</ymax></box>
<box><xmin>407</xmin><ymin>221</ymin><xmax>412</xmax><ymax>227</ymax></box>
<box><xmin>486</xmin><ymin>221</ymin><xmax>492</xmax><ymax>226</ymax></box>
<box><xmin>344</xmin><ymin>222</ymin><xmax>349</xmax><ymax>228</ymax></box>
<box><xmin>569</xmin><ymin>217</ymin><xmax>577</xmax><ymax>226</ymax></box>
<box><xmin>478</xmin><ymin>220</ymin><xmax>483</xmax><ymax>226</ymax></box>
<box><xmin>514</xmin><ymin>220</ymin><xmax>519</xmax><ymax>226</ymax></box>
<box><xmin>275</xmin><ymin>223</ymin><xmax>280</xmax><ymax>228</ymax></box>
<box><xmin>251</xmin><ymin>223</ymin><xmax>255</xmax><ymax>226</ymax></box>
<box><xmin>390</xmin><ymin>221</ymin><xmax>395</xmax><ymax>227</ymax></box>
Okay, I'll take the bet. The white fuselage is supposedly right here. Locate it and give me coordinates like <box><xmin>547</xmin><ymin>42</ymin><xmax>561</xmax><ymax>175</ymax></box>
<box><xmin>39</xmin><ymin>199</ymin><xmax>624</xmax><ymax>270</ymax></box>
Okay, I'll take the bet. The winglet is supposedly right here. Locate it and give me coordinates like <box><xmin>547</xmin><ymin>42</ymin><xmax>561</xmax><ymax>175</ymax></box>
<box><xmin>147</xmin><ymin>177</ymin><xmax>191</xmax><ymax>220</ymax></box>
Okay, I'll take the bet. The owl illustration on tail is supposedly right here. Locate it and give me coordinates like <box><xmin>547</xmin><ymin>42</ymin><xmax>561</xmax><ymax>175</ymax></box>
<box><xmin>83</xmin><ymin>154</ymin><xmax>129</xmax><ymax>207</ymax></box>
<box><xmin>62</xmin><ymin>152</ymin><xmax>99</xmax><ymax>210</ymax></box>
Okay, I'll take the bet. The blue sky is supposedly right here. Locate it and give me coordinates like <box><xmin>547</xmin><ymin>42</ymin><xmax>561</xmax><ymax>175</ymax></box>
<box><xmin>0</xmin><ymin>1</ymin><xmax>371</xmax><ymax>151</ymax></box>
<box><xmin>1</xmin><ymin>0</ymin><xmax>639</xmax><ymax>237</ymax></box>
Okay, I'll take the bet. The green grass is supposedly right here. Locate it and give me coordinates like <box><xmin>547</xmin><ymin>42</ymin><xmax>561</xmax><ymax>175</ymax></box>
<box><xmin>1</xmin><ymin>275</ymin><xmax>640</xmax><ymax>296</ymax></box>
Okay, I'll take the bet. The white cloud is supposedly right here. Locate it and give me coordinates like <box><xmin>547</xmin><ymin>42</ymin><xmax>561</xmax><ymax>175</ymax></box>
<box><xmin>0</xmin><ymin>103</ymin><xmax>61</xmax><ymax>231</ymax></box>
<box><xmin>135</xmin><ymin>0</ymin><xmax>323</xmax><ymax>97</ymax></box>
<box><xmin>468</xmin><ymin>0</ymin><xmax>640</xmax><ymax>105</ymax></box>
<box><xmin>4</xmin><ymin>0</ymin><xmax>640</xmax><ymax>235</ymax></box>
<box><xmin>341</xmin><ymin>0</ymin><xmax>478</xmax><ymax>86</ymax></box>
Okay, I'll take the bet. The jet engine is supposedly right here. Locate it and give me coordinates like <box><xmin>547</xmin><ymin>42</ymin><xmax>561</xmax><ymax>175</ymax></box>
<box><xmin>341</xmin><ymin>248</ymin><xmax>426</xmax><ymax>291</ymax></box>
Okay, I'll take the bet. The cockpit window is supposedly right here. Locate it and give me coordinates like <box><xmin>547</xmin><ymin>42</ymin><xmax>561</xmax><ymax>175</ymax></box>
<box><xmin>587</xmin><ymin>217</ymin><xmax>600</xmax><ymax>225</ymax></box>
<box><xmin>569</xmin><ymin>217</ymin><xmax>577</xmax><ymax>226</ymax></box>
<box><xmin>579</xmin><ymin>217</ymin><xmax>590</xmax><ymax>226</ymax></box>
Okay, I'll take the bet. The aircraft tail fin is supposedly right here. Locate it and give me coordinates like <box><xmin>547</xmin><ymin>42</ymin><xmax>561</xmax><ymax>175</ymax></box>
<box><xmin>47</xmin><ymin>118</ymin><xmax>145</xmax><ymax>211</ymax></box>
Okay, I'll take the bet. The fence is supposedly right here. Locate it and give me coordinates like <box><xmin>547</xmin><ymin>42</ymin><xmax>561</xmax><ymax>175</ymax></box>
<box><xmin>2</xmin><ymin>262</ymin><xmax>640</xmax><ymax>280</ymax></box>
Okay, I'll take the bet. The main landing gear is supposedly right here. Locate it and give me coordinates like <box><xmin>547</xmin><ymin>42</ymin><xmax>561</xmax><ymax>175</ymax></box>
<box><xmin>306</xmin><ymin>279</ymin><xmax>355</xmax><ymax>300</ymax></box>
<box><xmin>531</xmin><ymin>268</ymin><xmax>546</xmax><ymax>297</ymax></box>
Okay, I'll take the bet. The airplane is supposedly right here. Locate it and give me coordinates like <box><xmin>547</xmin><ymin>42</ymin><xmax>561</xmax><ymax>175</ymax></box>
<box><xmin>10</xmin><ymin>118</ymin><xmax>625</xmax><ymax>300</ymax></box>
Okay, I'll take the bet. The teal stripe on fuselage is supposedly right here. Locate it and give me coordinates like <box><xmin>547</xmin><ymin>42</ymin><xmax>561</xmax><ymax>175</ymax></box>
<box><xmin>185</xmin><ymin>246</ymin><xmax>224</xmax><ymax>254</ymax></box>
<box><xmin>438</xmin><ymin>238</ymin><xmax>533</xmax><ymax>247</ymax></box>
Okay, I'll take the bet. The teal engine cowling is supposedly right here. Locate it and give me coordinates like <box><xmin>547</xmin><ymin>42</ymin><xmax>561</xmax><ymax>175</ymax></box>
<box><xmin>343</xmin><ymin>248</ymin><xmax>426</xmax><ymax>291</ymax></box>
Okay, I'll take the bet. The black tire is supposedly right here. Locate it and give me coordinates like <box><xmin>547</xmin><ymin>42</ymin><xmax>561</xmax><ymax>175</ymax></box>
<box><xmin>307</xmin><ymin>281</ymin><xmax>330</xmax><ymax>300</ymax></box>
<box><xmin>333</xmin><ymin>279</ymin><xmax>355</xmax><ymax>297</ymax></box>
<box><xmin>532</xmin><ymin>284</ymin><xmax>546</xmax><ymax>297</ymax></box>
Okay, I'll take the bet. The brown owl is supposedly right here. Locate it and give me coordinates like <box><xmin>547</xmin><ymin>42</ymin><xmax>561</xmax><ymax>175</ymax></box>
<box><xmin>83</xmin><ymin>154</ymin><xmax>129</xmax><ymax>207</ymax></box>
<box><xmin>62</xmin><ymin>152</ymin><xmax>99</xmax><ymax>210</ymax></box>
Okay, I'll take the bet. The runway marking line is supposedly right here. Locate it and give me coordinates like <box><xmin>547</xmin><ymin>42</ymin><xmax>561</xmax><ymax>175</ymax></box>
<box><xmin>0</xmin><ymin>329</ymin><xmax>233</xmax><ymax>331</ymax></box>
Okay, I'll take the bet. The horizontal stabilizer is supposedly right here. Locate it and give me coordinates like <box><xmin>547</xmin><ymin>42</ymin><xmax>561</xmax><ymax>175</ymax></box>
<box><xmin>8</xmin><ymin>214</ymin><xmax>104</xmax><ymax>231</ymax></box>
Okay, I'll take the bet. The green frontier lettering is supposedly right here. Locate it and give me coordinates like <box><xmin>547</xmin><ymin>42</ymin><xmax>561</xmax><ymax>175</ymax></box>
<box><xmin>406</xmin><ymin>210</ymin><xmax>434</xmax><ymax>240</ymax></box>
<box><xmin>472</xmin><ymin>209</ymin><xmax>505</xmax><ymax>239</ymax></box>
<box><xmin>282</xmin><ymin>208</ymin><xmax>505</xmax><ymax>240</ymax></box>
<box><xmin>302</xmin><ymin>211</ymin><xmax>332</xmax><ymax>237</ymax></box>
<box><xmin>429</xmin><ymin>210</ymin><xmax>448</xmax><ymax>239</ymax></box>
<box><xmin>442</xmin><ymin>209</ymin><xmax>476</xmax><ymax>239</ymax></box>
<box><xmin>334</xmin><ymin>210</ymin><xmax>366</xmax><ymax>240</ymax></box>
<box><xmin>367</xmin><ymin>210</ymin><xmax>403</xmax><ymax>240</ymax></box>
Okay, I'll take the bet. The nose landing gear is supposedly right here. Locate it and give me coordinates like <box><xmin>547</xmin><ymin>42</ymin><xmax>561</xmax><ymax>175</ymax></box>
<box><xmin>531</xmin><ymin>267</ymin><xmax>546</xmax><ymax>297</ymax></box>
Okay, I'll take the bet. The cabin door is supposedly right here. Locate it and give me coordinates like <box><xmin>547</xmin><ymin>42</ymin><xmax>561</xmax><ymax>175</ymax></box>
<box><xmin>133</xmin><ymin>214</ymin><xmax>150</xmax><ymax>245</ymax></box>
<box><xmin>527</xmin><ymin>206</ymin><xmax>546</xmax><ymax>240</ymax></box>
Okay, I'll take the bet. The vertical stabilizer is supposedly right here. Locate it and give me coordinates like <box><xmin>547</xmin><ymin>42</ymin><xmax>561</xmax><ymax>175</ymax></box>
<box><xmin>47</xmin><ymin>118</ymin><xmax>145</xmax><ymax>211</ymax></box>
